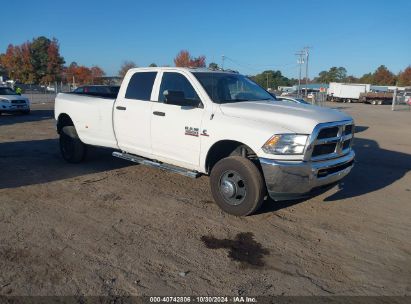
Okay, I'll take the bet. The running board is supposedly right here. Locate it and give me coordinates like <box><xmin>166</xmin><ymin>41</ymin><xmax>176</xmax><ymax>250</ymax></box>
<box><xmin>112</xmin><ymin>151</ymin><xmax>200</xmax><ymax>178</ymax></box>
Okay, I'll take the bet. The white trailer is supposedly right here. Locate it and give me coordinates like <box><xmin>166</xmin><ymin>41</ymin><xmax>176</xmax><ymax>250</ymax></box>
<box><xmin>328</xmin><ymin>82</ymin><xmax>371</xmax><ymax>102</ymax></box>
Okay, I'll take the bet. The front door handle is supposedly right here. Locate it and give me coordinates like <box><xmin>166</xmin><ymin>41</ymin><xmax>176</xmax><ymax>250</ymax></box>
<box><xmin>116</xmin><ymin>106</ymin><xmax>126</xmax><ymax>110</ymax></box>
<box><xmin>153</xmin><ymin>111</ymin><xmax>165</xmax><ymax>116</ymax></box>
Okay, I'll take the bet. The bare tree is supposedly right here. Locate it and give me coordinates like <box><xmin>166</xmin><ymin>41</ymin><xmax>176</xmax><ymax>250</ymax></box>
<box><xmin>118</xmin><ymin>61</ymin><xmax>137</xmax><ymax>78</ymax></box>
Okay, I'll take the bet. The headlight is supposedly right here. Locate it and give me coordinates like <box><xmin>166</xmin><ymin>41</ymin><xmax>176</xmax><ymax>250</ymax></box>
<box><xmin>1</xmin><ymin>99</ymin><xmax>11</xmax><ymax>103</ymax></box>
<box><xmin>262</xmin><ymin>134</ymin><xmax>308</xmax><ymax>155</ymax></box>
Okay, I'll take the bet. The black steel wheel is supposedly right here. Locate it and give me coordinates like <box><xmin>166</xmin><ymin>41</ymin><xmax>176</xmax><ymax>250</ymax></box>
<box><xmin>59</xmin><ymin>126</ymin><xmax>86</xmax><ymax>163</ymax></box>
<box><xmin>210</xmin><ymin>156</ymin><xmax>265</xmax><ymax>216</ymax></box>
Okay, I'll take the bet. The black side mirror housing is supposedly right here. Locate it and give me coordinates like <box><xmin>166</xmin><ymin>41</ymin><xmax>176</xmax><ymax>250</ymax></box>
<box><xmin>163</xmin><ymin>90</ymin><xmax>201</xmax><ymax>108</ymax></box>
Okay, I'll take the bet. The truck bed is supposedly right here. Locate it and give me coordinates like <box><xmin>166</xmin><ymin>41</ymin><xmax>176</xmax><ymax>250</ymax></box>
<box><xmin>55</xmin><ymin>93</ymin><xmax>118</xmax><ymax>149</ymax></box>
<box><xmin>69</xmin><ymin>91</ymin><xmax>119</xmax><ymax>99</ymax></box>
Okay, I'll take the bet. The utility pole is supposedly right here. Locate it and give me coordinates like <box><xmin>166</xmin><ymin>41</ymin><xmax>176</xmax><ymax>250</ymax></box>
<box><xmin>295</xmin><ymin>51</ymin><xmax>305</xmax><ymax>97</ymax></box>
<box><xmin>222</xmin><ymin>55</ymin><xmax>225</xmax><ymax>70</ymax></box>
<box><xmin>303</xmin><ymin>46</ymin><xmax>311</xmax><ymax>97</ymax></box>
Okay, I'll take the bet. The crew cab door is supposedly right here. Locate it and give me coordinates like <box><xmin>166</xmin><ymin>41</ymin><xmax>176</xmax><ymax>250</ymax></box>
<box><xmin>113</xmin><ymin>71</ymin><xmax>158</xmax><ymax>157</ymax></box>
<box><xmin>151</xmin><ymin>71</ymin><xmax>205</xmax><ymax>169</ymax></box>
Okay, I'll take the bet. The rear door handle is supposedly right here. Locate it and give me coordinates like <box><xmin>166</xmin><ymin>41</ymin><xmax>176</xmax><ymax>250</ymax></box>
<box><xmin>116</xmin><ymin>106</ymin><xmax>126</xmax><ymax>110</ymax></box>
<box><xmin>153</xmin><ymin>111</ymin><xmax>165</xmax><ymax>116</ymax></box>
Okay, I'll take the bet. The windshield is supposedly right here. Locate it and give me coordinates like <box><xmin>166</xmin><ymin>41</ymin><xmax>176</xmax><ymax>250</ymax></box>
<box><xmin>193</xmin><ymin>72</ymin><xmax>275</xmax><ymax>104</ymax></box>
<box><xmin>0</xmin><ymin>87</ymin><xmax>18</xmax><ymax>95</ymax></box>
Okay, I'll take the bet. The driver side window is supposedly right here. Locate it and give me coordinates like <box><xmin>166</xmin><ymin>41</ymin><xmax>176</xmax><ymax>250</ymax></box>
<box><xmin>158</xmin><ymin>72</ymin><xmax>200</xmax><ymax>104</ymax></box>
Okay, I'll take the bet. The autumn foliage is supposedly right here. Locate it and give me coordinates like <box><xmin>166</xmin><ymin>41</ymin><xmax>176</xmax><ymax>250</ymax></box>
<box><xmin>0</xmin><ymin>37</ymin><xmax>65</xmax><ymax>84</ymax></box>
<box><xmin>174</xmin><ymin>50</ymin><xmax>206</xmax><ymax>68</ymax></box>
<box><xmin>0</xmin><ymin>36</ymin><xmax>105</xmax><ymax>85</ymax></box>
<box><xmin>372</xmin><ymin>65</ymin><xmax>396</xmax><ymax>86</ymax></box>
<box><xmin>398</xmin><ymin>66</ymin><xmax>411</xmax><ymax>86</ymax></box>
<box><xmin>64</xmin><ymin>62</ymin><xmax>105</xmax><ymax>85</ymax></box>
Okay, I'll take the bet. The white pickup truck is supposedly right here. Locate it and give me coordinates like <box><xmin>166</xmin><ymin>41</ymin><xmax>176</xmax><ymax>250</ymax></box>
<box><xmin>55</xmin><ymin>67</ymin><xmax>355</xmax><ymax>216</ymax></box>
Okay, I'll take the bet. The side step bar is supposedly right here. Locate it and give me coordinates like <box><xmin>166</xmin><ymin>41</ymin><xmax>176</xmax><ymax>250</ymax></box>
<box><xmin>112</xmin><ymin>151</ymin><xmax>200</xmax><ymax>178</ymax></box>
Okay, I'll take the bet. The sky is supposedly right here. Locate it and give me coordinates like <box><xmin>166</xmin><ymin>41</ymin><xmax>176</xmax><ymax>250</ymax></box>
<box><xmin>1</xmin><ymin>0</ymin><xmax>410</xmax><ymax>79</ymax></box>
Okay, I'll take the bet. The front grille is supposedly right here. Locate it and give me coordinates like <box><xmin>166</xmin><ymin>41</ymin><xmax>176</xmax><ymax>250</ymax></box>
<box><xmin>317</xmin><ymin>127</ymin><xmax>339</xmax><ymax>139</ymax></box>
<box><xmin>312</xmin><ymin>143</ymin><xmax>337</xmax><ymax>157</ymax></box>
<box><xmin>342</xmin><ymin>139</ymin><xmax>351</xmax><ymax>150</ymax></box>
<box><xmin>11</xmin><ymin>100</ymin><xmax>26</xmax><ymax>104</ymax></box>
<box><xmin>344</xmin><ymin>125</ymin><xmax>353</xmax><ymax>135</ymax></box>
<box><xmin>309</xmin><ymin>122</ymin><xmax>354</xmax><ymax>161</ymax></box>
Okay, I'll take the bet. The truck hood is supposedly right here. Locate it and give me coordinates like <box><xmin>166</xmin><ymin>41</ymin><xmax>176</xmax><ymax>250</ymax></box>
<box><xmin>219</xmin><ymin>100</ymin><xmax>352</xmax><ymax>133</ymax></box>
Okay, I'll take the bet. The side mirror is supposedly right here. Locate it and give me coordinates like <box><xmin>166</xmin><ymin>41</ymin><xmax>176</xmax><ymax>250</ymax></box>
<box><xmin>163</xmin><ymin>90</ymin><xmax>185</xmax><ymax>104</ymax></box>
<box><xmin>163</xmin><ymin>90</ymin><xmax>201</xmax><ymax>108</ymax></box>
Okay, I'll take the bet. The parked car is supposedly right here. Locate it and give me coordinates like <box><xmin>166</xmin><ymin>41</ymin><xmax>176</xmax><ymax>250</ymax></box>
<box><xmin>277</xmin><ymin>96</ymin><xmax>311</xmax><ymax>105</ymax></box>
<box><xmin>55</xmin><ymin>67</ymin><xmax>355</xmax><ymax>216</ymax></box>
<box><xmin>73</xmin><ymin>85</ymin><xmax>120</xmax><ymax>98</ymax></box>
<box><xmin>0</xmin><ymin>87</ymin><xmax>30</xmax><ymax>115</ymax></box>
<box><xmin>46</xmin><ymin>85</ymin><xmax>56</xmax><ymax>92</ymax></box>
<box><xmin>403</xmin><ymin>92</ymin><xmax>411</xmax><ymax>105</ymax></box>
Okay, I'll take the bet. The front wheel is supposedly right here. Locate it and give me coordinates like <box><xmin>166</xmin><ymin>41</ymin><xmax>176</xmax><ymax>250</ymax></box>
<box><xmin>59</xmin><ymin>126</ymin><xmax>86</xmax><ymax>163</ymax></box>
<box><xmin>210</xmin><ymin>156</ymin><xmax>266</xmax><ymax>216</ymax></box>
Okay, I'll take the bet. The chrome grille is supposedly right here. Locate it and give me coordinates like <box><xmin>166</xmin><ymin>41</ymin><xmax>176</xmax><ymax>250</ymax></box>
<box><xmin>11</xmin><ymin>100</ymin><xmax>26</xmax><ymax>104</ymax></box>
<box><xmin>306</xmin><ymin>121</ymin><xmax>354</xmax><ymax>161</ymax></box>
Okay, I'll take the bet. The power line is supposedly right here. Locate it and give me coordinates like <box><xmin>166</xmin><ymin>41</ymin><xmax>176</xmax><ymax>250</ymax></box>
<box><xmin>223</xmin><ymin>56</ymin><xmax>296</xmax><ymax>72</ymax></box>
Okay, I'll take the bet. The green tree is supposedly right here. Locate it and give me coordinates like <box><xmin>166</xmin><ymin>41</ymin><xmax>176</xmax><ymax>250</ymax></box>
<box><xmin>344</xmin><ymin>75</ymin><xmax>359</xmax><ymax>83</ymax></box>
<box><xmin>315</xmin><ymin>67</ymin><xmax>347</xmax><ymax>83</ymax></box>
<box><xmin>359</xmin><ymin>72</ymin><xmax>374</xmax><ymax>84</ymax></box>
<box><xmin>208</xmin><ymin>62</ymin><xmax>219</xmax><ymax>70</ymax></box>
<box><xmin>252</xmin><ymin>70</ymin><xmax>293</xmax><ymax>89</ymax></box>
<box><xmin>149</xmin><ymin>63</ymin><xmax>157</xmax><ymax>67</ymax></box>
<box><xmin>30</xmin><ymin>36</ymin><xmax>65</xmax><ymax>83</ymax></box>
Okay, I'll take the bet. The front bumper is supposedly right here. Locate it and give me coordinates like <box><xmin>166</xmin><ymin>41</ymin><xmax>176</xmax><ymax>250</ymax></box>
<box><xmin>260</xmin><ymin>150</ymin><xmax>355</xmax><ymax>201</ymax></box>
<box><xmin>1</xmin><ymin>104</ymin><xmax>30</xmax><ymax>112</ymax></box>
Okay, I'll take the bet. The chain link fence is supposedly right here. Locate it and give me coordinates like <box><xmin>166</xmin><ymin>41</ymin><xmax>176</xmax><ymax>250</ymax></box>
<box><xmin>310</xmin><ymin>92</ymin><xmax>327</xmax><ymax>107</ymax></box>
<box><xmin>7</xmin><ymin>82</ymin><xmax>75</xmax><ymax>104</ymax></box>
<box><xmin>391</xmin><ymin>90</ymin><xmax>411</xmax><ymax>111</ymax></box>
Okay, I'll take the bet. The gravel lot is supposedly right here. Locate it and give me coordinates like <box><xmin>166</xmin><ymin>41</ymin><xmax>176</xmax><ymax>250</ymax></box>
<box><xmin>0</xmin><ymin>102</ymin><xmax>410</xmax><ymax>296</ymax></box>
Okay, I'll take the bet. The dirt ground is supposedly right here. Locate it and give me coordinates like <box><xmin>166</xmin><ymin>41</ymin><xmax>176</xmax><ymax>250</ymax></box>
<box><xmin>0</xmin><ymin>102</ymin><xmax>410</xmax><ymax>296</ymax></box>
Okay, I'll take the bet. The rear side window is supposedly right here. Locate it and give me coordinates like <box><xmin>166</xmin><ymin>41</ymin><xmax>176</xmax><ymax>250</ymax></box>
<box><xmin>125</xmin><ymin>72</ymin><xmax>157</xmax><ymax>101</ymax></box>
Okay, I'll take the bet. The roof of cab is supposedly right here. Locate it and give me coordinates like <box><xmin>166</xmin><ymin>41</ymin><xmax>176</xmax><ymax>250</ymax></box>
<box><xmin>127</xmin><ymin>67</ymin><xmax>238</xmax><ymax>74</ymax></box>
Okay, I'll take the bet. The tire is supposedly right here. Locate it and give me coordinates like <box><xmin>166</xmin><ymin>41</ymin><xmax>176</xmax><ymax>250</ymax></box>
<box><xmin>21</xmin><ymin>110</ymin><xmax>30</xmax><ymax>115</ymax></box>
<box><xmin>59</xmin><ymin>126</ymin><xmax>86</xmax><ymax>163</ymax></box>
<box><xmin>371</xmin><ymin>100</ymin><xmax>377</xmax><ymax>105</ymax></box>
<box><xmin>210</xmin><ymin>156</ymin><xmax>266</xmax><ymax>216</ymax></box>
